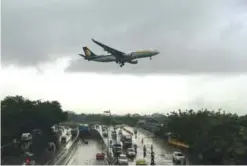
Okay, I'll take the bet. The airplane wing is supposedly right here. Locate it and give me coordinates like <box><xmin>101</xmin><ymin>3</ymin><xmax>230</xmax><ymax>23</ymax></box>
<box><xmin>92</xmin><ymin>39</ymin><xmax>125</xmax><ymax>59</ymax></box>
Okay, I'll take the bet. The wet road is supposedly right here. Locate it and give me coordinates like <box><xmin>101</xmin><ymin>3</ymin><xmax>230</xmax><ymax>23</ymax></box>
<box><xmin>123</xmin><ymin>126</ymin><xmax>174</xmax><ymax>165</ymax></box>
<box><xmin>59</xmin><ymin>125</ymin><xmax>184</xmax><ymax>165</ymax></box>
<box><xmin>67</xmin><ymin>139</ymin><xmax>108</xmax><ymax>165</ymax></box>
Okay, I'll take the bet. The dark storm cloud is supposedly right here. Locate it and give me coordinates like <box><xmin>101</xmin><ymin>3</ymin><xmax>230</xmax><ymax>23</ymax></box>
<box><xmin>2</xmin><ymin>0</ymin><xmax>247</xmax><ymax>73</ymax></box>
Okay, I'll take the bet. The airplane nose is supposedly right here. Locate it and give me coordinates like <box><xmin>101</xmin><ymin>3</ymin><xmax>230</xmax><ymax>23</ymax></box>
<box><xmin>154</xmin><ymin>51</ymin><xmax>159</xmax><ymax>55</ymax></box>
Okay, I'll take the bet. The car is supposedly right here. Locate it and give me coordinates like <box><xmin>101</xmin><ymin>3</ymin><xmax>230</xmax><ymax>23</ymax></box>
<box><xmin>22</xmin><ymin>152</ymin><xmax>36</xmax><ymax>165</ymax></box>
<box><xmin>21</xmin><ymin>133</ymin><xmax>32</xmax><ymax>141</ymax></box>
<box><xmin>136</xmin><ymin>159</ymin><xmax>147</xmax><ymax>165</ymax></box>
<box><xmin>96</xmin><ymin>153</ymin><xmax>105</xmax><ymax>160</ymax></box>
<box><xmin>61</xmin><ymin>136</ymin><xmax>67</xmax><ymax>144</ymax></box>
<box><xmin>127</xmin><ymin>148</ymin><xmax>135</xmax><ymax>157</ymax></box>
<box><xmin>172</xmin><ymin>151</ymin><xmax>186</xmax><ymax>164</ymax></box>
<box><xmin>118</xmin><ymin>154</ymin><xmax>128</xmax><ymax>165</ymax></box>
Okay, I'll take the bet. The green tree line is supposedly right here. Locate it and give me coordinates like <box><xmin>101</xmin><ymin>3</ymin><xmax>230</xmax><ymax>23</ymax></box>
<box><xmin>69</xmin><ymin>112</ymin><xmax>143</xmax><ymax>126</ymax></box>
<box><xmin>1</xmin><ymin>95</ymin><xmax>68</xmax><ymax>145</ymax></box>
<box><xmin>158</xmin><ymin>109</ymin><xmax>247</xmax><ymax>165</ymax></box>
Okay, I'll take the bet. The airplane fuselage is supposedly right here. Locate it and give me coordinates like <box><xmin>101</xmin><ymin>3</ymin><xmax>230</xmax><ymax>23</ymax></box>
<box><xmin>131</xmin><ymin>50</ymin><xmax>159</xmax><ymax>59</ymax></box>
<box><xmin>116</xmin><ymin>50</ymin><xmax>159</xmax><ymax>63</ymax></box>
<box><xmin>87</xmin><ymin>55</ymin><xmax>116</xmax><ymax>62</ymax></box>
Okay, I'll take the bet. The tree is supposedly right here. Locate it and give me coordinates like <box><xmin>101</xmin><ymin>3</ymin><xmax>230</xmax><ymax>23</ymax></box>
<box><xmin>1</xmin><ymin>95</ymin><xmax>68</xmax><ymax>146</ymax></box>
<box><xmin>159</xmin><ymin>109</ymin><xmax>247</xmax><ymax>164</ymax></box>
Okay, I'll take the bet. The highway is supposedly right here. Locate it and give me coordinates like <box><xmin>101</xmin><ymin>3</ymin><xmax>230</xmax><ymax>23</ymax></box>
<box><xmin>67</xmin><ymin>139</ymin><xmax>108</xmax><ymax>165</ymax></box>
<box><xmin>50</xmin><ymin>125</ymin><xmax>186</xmax><ymax>165</ymax></box>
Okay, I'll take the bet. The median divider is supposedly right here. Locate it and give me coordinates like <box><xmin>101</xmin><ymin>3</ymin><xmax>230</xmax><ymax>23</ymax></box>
<box><xmin>97</xmin><ymin>126</ymin><xmax>114</xmax><ymax>164</ymax></box>
<box><xmin>64</xmin><ymin>139</ymin><xmax>81</xmax><ymax>165</ymax></box>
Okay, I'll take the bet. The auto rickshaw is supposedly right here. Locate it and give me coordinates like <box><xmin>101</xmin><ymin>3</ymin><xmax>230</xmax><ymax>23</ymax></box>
<box><xmin>136</xmin><ymin>159</ymin><xmax>147</xmax><ymax>165</ymax></box>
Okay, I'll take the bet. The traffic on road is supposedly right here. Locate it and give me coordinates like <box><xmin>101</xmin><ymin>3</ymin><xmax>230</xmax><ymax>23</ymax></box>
<box><xmin>2</xmin><ymin>123</ymin><xmax>187</xmax><ymax>165</ymax></box>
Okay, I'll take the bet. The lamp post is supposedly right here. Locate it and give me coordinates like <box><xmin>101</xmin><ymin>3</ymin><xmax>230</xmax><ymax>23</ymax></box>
<box><xmin>104</xmin><ymin>110</ymin><xmax>112</xmax><ymax>125</ymax></box>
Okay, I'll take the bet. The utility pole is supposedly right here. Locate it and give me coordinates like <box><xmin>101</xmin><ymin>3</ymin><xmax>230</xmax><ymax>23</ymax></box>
<box><xmin>150</xmin><ymin>151</ymin><xmax>155</xmax><ymax>165</ymax></box>
<box><xmin>150</xmin><ymin>144</ymin><xmax>155</xmax><ymax>165</ymax></box>
<box><xmin>101</xmin><ymin>139</ymin><xmax>104</xmax><ymax>153</ymax></box>
<box><xmin>143</xmin><ymin>145</ymin><xmax>146</xmax><ymax>158</ymax></box>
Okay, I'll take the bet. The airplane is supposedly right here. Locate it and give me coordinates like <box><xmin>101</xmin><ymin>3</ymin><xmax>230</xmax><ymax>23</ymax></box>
<box><xmin>78</xmin><ymin>47</ymin><xmax>116</xmax><ymax>62</ymax></box>
<box><xmin>91</xmin><ymin>38</ymin><xmax>159</xmax><ymax>67</ymax></box>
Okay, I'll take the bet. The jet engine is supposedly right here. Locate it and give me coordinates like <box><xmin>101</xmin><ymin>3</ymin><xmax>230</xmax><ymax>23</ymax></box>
<box><xmin>128</xmin><ymin>60</ymin><xmax>138</xmax><ymax>64</ymax></box>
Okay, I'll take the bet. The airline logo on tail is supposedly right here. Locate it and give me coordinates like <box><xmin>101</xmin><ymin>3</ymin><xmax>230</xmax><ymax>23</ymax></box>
<box><xmin>83</xmin><ymin>47</ymin><xmax>91</xmax><ymax>56</ymax></box>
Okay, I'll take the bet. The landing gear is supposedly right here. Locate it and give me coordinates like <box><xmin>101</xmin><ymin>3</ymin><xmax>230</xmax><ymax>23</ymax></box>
<box><xmin>120</xmin><ymin>63</ymin><xmax>124</xmax><ymax>67</ymax></box>
<box><xmin>150</xmin><ymin>56</ymin><xmax>152</xmax><ymax>60</ymax></box>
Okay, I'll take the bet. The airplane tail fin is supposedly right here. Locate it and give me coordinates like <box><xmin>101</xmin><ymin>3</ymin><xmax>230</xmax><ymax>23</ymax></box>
<box><xmin>83</xmin><ymin>47</ymin><xmax>97</xmax><ymax>57</ymax></box>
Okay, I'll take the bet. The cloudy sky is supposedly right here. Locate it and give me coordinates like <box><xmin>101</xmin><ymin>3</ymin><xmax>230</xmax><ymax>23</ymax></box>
<box><xmin>1</xmin><ymin>0</ymin><xmax>247</xmax><ymax>115</ymax></box>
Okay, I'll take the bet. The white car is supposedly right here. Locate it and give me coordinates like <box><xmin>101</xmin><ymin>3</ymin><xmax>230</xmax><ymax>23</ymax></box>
<box><xmin>127</xmin><ymin>148</ymin><xmax>135</xmax><ymax>157</ymax></box>
<box><xmin>21</xmin><ymin>133</ymin><xmax>32</xmax><ymax>141</ymax></box>
<box><xmin>172</xmin><ymin>151</ymin><xmax>186</xmax><ymax>164</ymax></box>
<box><xmin>118</xmin><ymin>154</ymin><xmax>128</xmax><ymax>165</ymax></box>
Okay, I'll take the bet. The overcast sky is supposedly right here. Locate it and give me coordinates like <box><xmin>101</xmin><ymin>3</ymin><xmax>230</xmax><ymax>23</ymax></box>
<box><xmin>1</xmin><ymin>0</ymin><xmax>247</xmax><ymax>115</ymax></box>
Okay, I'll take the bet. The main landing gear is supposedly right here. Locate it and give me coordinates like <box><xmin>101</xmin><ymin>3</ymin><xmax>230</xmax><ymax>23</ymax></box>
<box><xmin>116</xmin><ymin>61</ymin><xmax>124</xmax><ymax>67</ymax></box>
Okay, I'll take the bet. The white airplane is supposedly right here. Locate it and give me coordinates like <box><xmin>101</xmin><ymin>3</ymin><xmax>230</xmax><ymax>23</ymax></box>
<box><xmin>92</xmin><ymin>39</ymin><xmax>159</xmax><ymax>67</ymax></box>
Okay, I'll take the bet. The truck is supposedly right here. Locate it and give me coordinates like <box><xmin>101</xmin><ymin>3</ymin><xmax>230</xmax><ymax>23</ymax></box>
<box><xmin>103</xmin><ymin>131</ymin><xmax>108</xmax><ymax>137</ymax></box>
<box><xmin>111</xmin><ymin>130</ymin><xmax>117</xmax><ymax>139</ymax></box>
<box><xmin>79</xmin><ymin>124</ymin><xmax>90</xmax><ymax>137</ymax></box>
<box><xmin>122</xmin><ymin>135</ymin><xmax>132</xmax><ymax>148</ymax></box>
<box><xmin>112</xmin><ymin>142</ymin><xmax>122</xmax><ymax>156</ymax></box>
<box><xmin>79</xmin><ymin>124</ymin><xmax>89</xmax><ymax>132</ymax></box>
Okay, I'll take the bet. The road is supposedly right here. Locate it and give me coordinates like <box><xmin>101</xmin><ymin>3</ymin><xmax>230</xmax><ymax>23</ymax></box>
<box><xmin>50</xmin><ymin>125</ymin><xmax>186</xmax><ymax>165</ymax></box>
<box><xmin>2</xmin><ymin>126</ymin><xmax>72</xmax><ymax>165</ymax></box>
<box><xmin>123</xmin><ymin>126</ymin><xmax>174</xmax><ymax>165</ymax></box>
<box><xmin>103</xmin><ymin>126</ymin><xmax>173</xmax><ymax>165</ymax></box>
<box><xmin>67</xmin><ymin>139</ymin><xmax>108</xmax><ymax>165</ymax></box>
